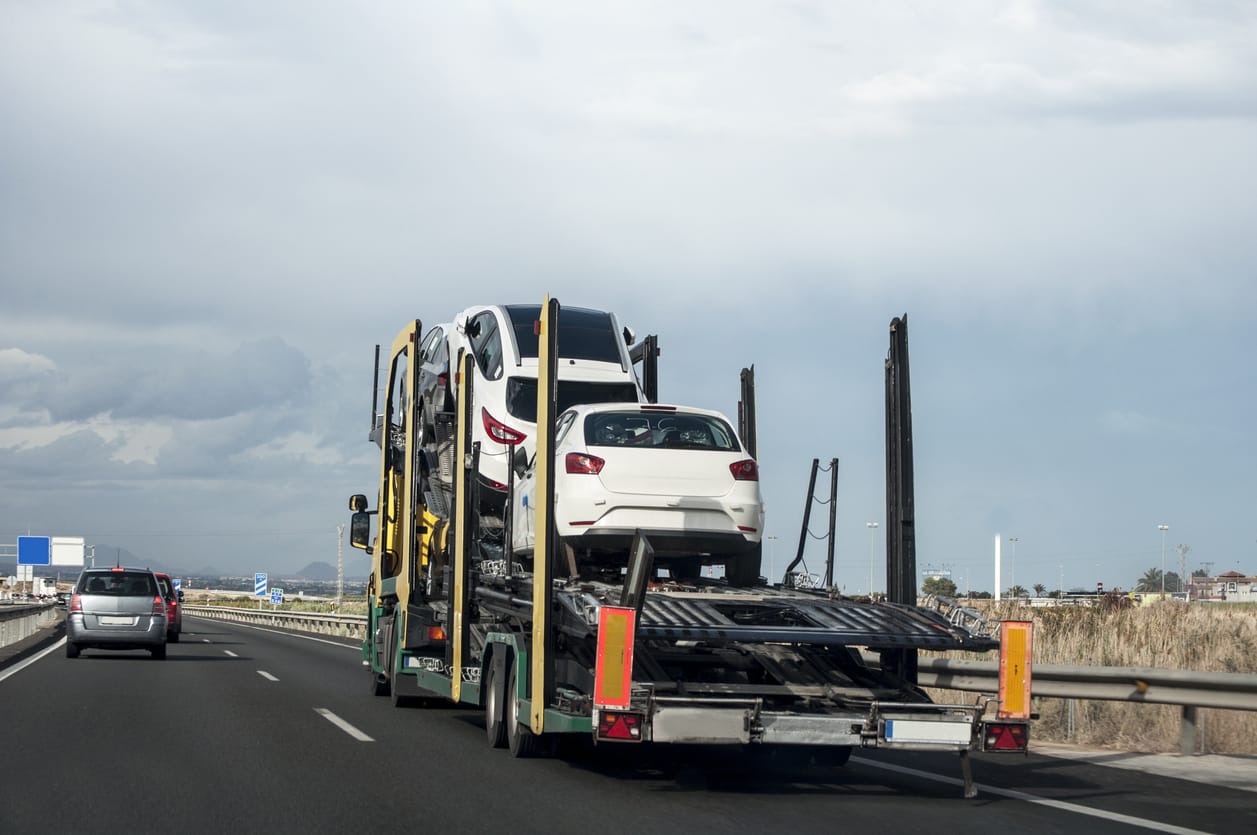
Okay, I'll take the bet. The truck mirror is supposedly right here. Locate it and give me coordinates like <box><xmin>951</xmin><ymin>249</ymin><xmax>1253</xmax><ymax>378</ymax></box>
<box><xmin>350</xmin><ymin>511</ymin><xmax>372</xmax><ymax>550</ymax></box>
<box><xmin>349</xmin><ymin>494</ymin><xmax>369</xmax><ymax>512</ymax></box>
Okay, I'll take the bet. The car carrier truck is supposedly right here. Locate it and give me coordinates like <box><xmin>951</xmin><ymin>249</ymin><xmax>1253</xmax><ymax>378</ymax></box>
<box><xmin>347</xmin><ymin>297</ymin><xmax>1030</xmax><ymax>796</ymax></box>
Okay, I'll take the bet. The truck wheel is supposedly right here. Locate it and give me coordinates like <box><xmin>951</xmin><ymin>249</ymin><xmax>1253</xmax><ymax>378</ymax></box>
<box><xmin>725</xmin><ymin>544</ymin><xmax>763</xmax><ymax>587</ymax></box>
<box><xmin>390</xmin><ymin>638</ymin><xmax>413</xmax><ymax>708</ymax></box>
<box><xmin>506</xmin><ymin>663</ymin><xmax>544</xmax><ymax>758</ymax></box>
<box><xmin>66</xmin><ymin>641</ymin><xmax>81</xmax><ymax>659</ymax></box>
<box><xmin>484</xmin><ymin>657</ymin><xmax>508</xmax><ymax>749</ymax></box>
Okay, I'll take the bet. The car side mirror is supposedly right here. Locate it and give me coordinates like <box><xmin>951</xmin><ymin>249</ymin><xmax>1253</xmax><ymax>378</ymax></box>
<box><xmin>177</xmin><ymin>590</ymin><xmax>184</xmax><ymax>602</ymax></box>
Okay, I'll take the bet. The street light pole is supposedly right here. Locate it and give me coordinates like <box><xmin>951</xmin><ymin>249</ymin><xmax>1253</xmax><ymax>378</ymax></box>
<box><xmin>866</xmin><ymin>522</ymin><xmax>879</xmax><ymax>597</ymax></box>
<box><xmin>1158</xmin><ymin>524</ymin><xmax>1169</xmax><ymax>596</ymax></box>
<box><xmin>766</xmin><ymin>535</ymin><xmax>779</xmax><ymax>585</ymax></box>
<box><xmin>1008</xmin><ymin>537</ymin><xmax>1019</xmax><ymax>599</ymax></box>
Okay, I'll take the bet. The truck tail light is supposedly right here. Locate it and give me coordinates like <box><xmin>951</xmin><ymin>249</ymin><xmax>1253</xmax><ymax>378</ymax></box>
<box><xmin>482</xmin><ymin>408</ymin><xmax>526</xmax><ymax>445</ymax></box>
<box><xmin>566</xmin><ymin>452</ymin><xmax>605</xmax><ymax>474</ymax></box>
<box><xmin>729</xmin><ymin>459</ymin><xmax>759</xmax><ymax>481</ymax></box>
<box><xmin>597</xmin><ymin>710</ymin><xmax>645</xmax><ymax>742</ymax></box>
<box><xmin>983</xmin><ymin>721</ymin><xmax>1029</xmax><ymax>752</ymax></box>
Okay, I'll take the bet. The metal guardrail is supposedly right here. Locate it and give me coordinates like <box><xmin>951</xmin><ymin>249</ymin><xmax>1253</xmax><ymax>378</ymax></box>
<box><xmin>184</xmin><ymin>606</ymin><xmax>367</xmax><ymax>641</ymax></box>
<box><xmin>188</xmin><ymin>604</ymin><xmax>1256</xmax><ymax>755</ymax></box>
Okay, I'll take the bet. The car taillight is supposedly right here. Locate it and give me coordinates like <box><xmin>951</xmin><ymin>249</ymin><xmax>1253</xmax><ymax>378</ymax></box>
<box><xmin>152</xmin><ymin>596</ymin><xmax>166</xmax><ymax>616</ymax></box>
<box><xmin>566</xmin><ymin>452</ymin><xmax>605</xmax><ymax>474</ymax></box>
<box><xmin>729</xmin><ymin>459</ymin><xmax>759</xmax><ymax>481</ymax></box>
<box><xmin>482</xmin><ymin>408</ymin><xmax>526</xmax><ymax>445</ymax></box>
<box><xmin>69</xmin><ymin>594</ymin><xmax>82</xmax><ymax>613</ymax></box>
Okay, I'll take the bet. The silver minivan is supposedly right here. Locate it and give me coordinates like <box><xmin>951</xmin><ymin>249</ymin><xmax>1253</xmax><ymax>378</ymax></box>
<box><xmin>66</xmin><ymin>567</ymin><xmax>169</xmax><ymax>659</ymax></box>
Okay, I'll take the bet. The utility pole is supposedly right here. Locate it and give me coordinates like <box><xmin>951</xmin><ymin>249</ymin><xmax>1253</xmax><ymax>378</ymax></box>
<box><xmin>336</xmin><ymin>524</ymin><xmax>345</xmax><ymax>607</ymax></box>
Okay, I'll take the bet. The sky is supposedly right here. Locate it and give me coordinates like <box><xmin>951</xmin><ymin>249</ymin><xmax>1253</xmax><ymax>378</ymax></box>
<box><xmin>1</xmin><ymin>1</ymin><xmax>1254</xmax><ymax>590</ymax></box>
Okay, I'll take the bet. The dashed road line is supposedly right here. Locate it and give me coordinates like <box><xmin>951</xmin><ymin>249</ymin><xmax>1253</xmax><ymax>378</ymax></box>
<box><xmin>257</xmin><ymin>670</ymin><xmax>279</xmax><ymax>682</ymax></box>
<box><xmin>315</xmin><ymin>708</ymin><xmax>374</xmax><ymax>742</ymax></box>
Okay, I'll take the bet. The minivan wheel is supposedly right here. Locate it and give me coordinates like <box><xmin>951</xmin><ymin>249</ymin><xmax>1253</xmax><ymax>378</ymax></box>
<box><xmin>151</xmin><ymin>644</ymin><xmax>167</xmax><ymax>660</ymax></box>
<box><xmin>168</xmin><ymin>630</ymin><xmax>181</xmax><ymax>643</ymax></box>
<box><xmin>66</xmin><ymin>641</ymin><xmax>81</xmax><ymax>659</ymax></box>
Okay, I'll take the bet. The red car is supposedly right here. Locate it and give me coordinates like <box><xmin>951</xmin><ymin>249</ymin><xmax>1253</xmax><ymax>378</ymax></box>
<box><xmin>153</xmin><ymin>572</ymin><xmax>183</xmax><ymax>643</ymax></box>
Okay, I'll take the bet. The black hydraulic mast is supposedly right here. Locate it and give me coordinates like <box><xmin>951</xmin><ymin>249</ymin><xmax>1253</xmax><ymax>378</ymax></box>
<box><xmin>884</xmin><ymin>314</ymin><xmax>918</xmax><ymax>684</ymax></box>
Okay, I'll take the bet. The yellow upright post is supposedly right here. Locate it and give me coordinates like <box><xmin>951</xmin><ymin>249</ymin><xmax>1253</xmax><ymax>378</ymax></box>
<box><xmin>531</xmin><ymin>297</ymin><xmax>558</xmax><ymax>733</ymax></box>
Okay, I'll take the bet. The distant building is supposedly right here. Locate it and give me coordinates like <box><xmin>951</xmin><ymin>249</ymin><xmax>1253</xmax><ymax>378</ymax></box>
<box><xmin>1190</xmin><ymin>570</ymin><xmax>1257</xmax><ymax>603</ymax></box>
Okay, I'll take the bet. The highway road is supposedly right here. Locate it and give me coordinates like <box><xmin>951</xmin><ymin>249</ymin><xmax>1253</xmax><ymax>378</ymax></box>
<box><xmin>3</xmin><ymin>616</ymin><xmax>1253</xmax><ymax>835</ymax></box>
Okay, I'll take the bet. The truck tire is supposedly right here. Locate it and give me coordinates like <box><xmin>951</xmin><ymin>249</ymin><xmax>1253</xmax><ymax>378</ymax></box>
<box><xmin>66</xmin><ymin>641</ymin><xmax>81</xmax><ymax>659</ymax></box>
<box><xmin>484</xmin><ymin>656</ymin><xmax>508</xmax><ymax>749</ymax></box>
<box><xmin>725</xmin><ymin>544</ymin><xmax>763</xmax><ymax>587</ymax></box>
<box><xmin>506</xmin><ymin>663</ymin><xmax>545</xmax><ymax>758</ymax></box>
<box><xmin>390</xmin><ymin>635</ymin><xmax>414</xmax><ymax>708</ymax></box>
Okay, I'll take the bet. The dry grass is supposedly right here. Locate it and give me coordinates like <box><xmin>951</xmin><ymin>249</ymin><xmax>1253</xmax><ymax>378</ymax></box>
<box><xmin>926</xmin><ymin>602</ymin><xmax>1257</xmax><ymax>754</ymax></box>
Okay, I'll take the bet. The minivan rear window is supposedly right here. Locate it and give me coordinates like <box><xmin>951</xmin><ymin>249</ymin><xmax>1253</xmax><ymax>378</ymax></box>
<box><xmin>506</xmin><ymin>379</ymin><xmax>642</xmax><ymax>422</ymax></box>
<box><xmin>505</xmin><ymin>305</ymin><xmax>624</xmax><ymax>364</ymax></box>
<box><xmin>79</xmin><ymin>572</ymin><xmax>156</xmax><ymax>597</ymax></box>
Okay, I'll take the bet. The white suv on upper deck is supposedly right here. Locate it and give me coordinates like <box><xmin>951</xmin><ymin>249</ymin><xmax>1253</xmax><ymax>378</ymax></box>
<box><xmin>430</xmin><ymin>303</ymin><xmax>646</xmax><ymax>507</ymax></box>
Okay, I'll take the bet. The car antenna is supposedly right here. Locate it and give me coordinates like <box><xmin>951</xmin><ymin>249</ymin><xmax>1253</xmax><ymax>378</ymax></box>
<box><xmin>116</xmin><ymin>549</ymin><xmax>121</xmax><ymax>569</ymax></box>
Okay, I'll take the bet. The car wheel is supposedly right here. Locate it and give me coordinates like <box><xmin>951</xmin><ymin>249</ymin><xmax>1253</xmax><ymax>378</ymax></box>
<box><xmin>66</xmin><ymin>641</ymin><xmax>81</xmax><ymax>659</ymax></box>
<box><xmin>484</xmin><ymin>654</ymin><xmax>508</xmax><ymax>749</ymax></box>
<box><xmin>151</xmin><ymin>643</ymin><xmax>167</xmax><ymax>660</ymax></box>
<box><xmin>724</xmin><ymin>544</ymin><xmax>763</xmax><ymax>587</ymax></box>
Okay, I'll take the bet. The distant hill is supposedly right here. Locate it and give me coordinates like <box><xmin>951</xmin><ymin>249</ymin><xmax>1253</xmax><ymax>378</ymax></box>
<box><xmin>288</xmin><ymin>561</ymin><xmax>339</xmax><ymax>581</ymax></box>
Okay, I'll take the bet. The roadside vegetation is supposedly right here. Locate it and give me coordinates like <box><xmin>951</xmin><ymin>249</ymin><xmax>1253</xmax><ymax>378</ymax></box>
<box><xmin>927</xmin><ymin>602</ymin><xmax>1257</xmax><ymax>755</ymax></box>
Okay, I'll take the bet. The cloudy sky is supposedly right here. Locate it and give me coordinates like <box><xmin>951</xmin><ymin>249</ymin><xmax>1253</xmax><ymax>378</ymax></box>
<box><xmin>2</xmin><ymin>1</ymin><xmax>1254</xmax><ymax>590</ymax></box>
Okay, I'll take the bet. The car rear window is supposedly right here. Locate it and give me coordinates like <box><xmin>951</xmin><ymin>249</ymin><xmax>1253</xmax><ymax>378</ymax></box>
<box><xmin>584</xmin><ymin>411</ymin><xmax>741</xmax><ymax>451</ymax></box>
<box><xmin>505</xmin><ymin>305</ymin><xmax>624</xmax><ymax>363</ymax></box>
<box><xmin>506</xmin><ymin>379</ymin><xmax>642</xmax><ymax>422</ymax></box>
<box><xmin>80</xmin><ymin>572</ymin><xmax>156</xmax><ymax>597</ymax></box>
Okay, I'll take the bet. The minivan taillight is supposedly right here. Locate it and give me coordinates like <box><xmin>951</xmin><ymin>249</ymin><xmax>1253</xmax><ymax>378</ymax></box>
<box><xmin>482</xmin><ymin>408</ymin><xmax>527</xmax><ymax>445</ymax></box>
<box><xmin>152</xmin><ymin>596</ymin><xmax>166</xmax><ymax>616</ymax></box>
<box><xmin>729</xmin><ymin>459</ymin><xmax>759</xmax><ymax>481</ymax></box>
<box><xmin>69</xmin><ymin>594</ymin><xmax>82</xmax><ymax>613</ymax></box>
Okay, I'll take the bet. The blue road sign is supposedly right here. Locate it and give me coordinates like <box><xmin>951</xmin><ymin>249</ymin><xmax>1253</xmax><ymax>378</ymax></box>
<box><xmin>255</xmin><ymin>573</ymin><xmax>268</xmax><ymax>597</ymax></box>
<box><xmin>270</xmin><ymin>588</ymin><xmax>284</xmax><ymax>606</ymax></box>
<box><xmin>17</xmin><ymin>536</ymin><xmax>51</xmax><ymax>566</ymax></box>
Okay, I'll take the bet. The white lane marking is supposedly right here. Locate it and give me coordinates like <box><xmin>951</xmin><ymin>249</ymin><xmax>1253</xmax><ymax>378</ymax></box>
<box><xmin>257</xmin><ymin>670</ymin><xmax>279</xmax><ymax>682</ymax></box>
<box><xmin>184</xmin><ymin>615</ymin><xmax>359</xmax><ymax>650</ymax></box>
<box><xmin>224</xmin><ymin>650</ymin><xmax>238</xmax><ymax>658</ymax></box>
<box><xmin>0</xmin><ymin>638</ymin><xmax>67</xmax><ymax>684</ymax></box>
<box><xmin>853</xmin><ymin>757</ymin><xmax>1212</xmax><ymax>835</ymax></box>
<box><xmin>315</xmin><ymin>708</ymin><xmax>374</xmax><ymax>742</ymax></box>
<box><xmin>202</xmin><ymin>638</ymin><xmax>211</xmax><ymax>643</ymax></box>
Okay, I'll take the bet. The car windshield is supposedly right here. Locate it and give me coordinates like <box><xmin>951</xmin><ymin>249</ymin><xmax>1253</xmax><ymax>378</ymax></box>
<box><xmin>584</xmin><ymin>411</ymin><xmax>741</xmax><ymax>451</ymax></box>
<box><xmin>81</xmin><ymin>572</ymin><xmax>155</xmax><ymax>596</ymax></box>
<box><xmin>506</xmin><ymin>379</ymin><xmax>641</xmax><ymax>422</ymax></box>
<box><xmin>505</xmin><ymin>305</ymin><xmax>623</xmax><ymax>363</ymax></box>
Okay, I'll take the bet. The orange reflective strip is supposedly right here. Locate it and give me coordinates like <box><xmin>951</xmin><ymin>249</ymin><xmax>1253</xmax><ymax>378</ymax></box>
<box><xmin>998</xmin><ymin>620</ymin><xmax>1033</xmax><ymax>719</ymax></box>
<box><xmin>594</xmin><ymin>606</ymin><xmax>636</xmax><ymax>708</ymax></box>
